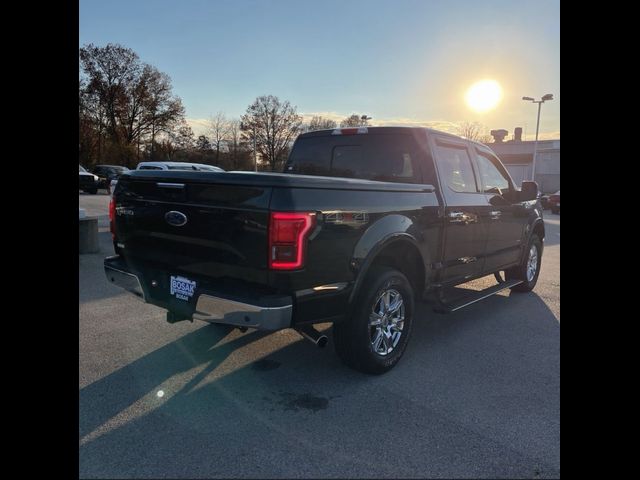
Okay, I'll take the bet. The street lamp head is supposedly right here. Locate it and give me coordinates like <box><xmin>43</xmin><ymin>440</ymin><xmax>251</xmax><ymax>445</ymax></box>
<box><xmin>542</xmin><ymin>93</ymin><xmax>554</xmax><ymax>101</ymax></box>
<box><xmin>522</xmin><ymin>96</ymin><xmax>535</xmax><ymax>101</ymax></box>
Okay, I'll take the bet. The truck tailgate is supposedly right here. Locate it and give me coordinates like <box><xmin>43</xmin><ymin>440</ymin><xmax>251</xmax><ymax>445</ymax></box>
<box><xmin>113</xmin><ymin>175</ymin><xmax>272</xmax><ymax>285</ymax></box>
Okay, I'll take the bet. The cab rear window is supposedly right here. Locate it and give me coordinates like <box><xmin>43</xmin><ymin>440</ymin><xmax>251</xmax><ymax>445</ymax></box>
<box><xmin>285</xmin><ymin>133</ymin><xmax>429</xmax><ymax>184</ymax></box>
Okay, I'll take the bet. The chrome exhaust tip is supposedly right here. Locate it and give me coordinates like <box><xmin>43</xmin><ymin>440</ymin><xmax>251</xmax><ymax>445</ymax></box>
<box><xmin>295</xmin><ymin>325</ymin><xmax>328</xmax><ymax>348</ymax></box>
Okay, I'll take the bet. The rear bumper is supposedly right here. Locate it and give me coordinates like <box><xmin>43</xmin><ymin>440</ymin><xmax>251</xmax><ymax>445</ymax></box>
<box><xmin>104</xmin><ymin>255</ymin><xmax>292</xmax><ymax>330</ymax></box>
<box><xmin>104</xmin><ymin>263</ymin><xmax>146</xmax><ymax>301</ymax></box>
<box><xmin>192</xmin><ymin>294</ymin><xmax>292</xmax><ymax>329</ymax></box>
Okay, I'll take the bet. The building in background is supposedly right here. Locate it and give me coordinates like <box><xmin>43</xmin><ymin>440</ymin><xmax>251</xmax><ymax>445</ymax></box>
<box><xmin>484</xmin><ymin>127</ymin><xmax>560</xmax><ymax>194</ymax></box>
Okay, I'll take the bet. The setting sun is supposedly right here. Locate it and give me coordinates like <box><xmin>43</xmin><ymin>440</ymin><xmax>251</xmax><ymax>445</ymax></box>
<box><xmin>465</xmin><ymin>80</ymin><xmax>503</xmax><ymax>113</ymax></box>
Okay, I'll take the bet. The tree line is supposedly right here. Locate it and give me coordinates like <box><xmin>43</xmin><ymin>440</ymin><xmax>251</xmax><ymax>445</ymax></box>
<box><xmin>80</xmin><ymin>43</ymin><xmax>491</xmax><ymax>172</ymax></box>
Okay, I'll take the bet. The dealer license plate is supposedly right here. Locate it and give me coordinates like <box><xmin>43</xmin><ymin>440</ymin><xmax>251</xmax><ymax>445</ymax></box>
<box><xmin>170</xmin><ymin>275</ymin><xmax>196</xmax><ymax>301</ymax></box>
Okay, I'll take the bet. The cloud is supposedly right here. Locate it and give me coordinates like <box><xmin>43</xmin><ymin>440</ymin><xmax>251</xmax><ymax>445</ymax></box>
<box><xmin>186</xmin><ymin>118</ymin><xmax>210</xmax><ymax>137</ymax></box>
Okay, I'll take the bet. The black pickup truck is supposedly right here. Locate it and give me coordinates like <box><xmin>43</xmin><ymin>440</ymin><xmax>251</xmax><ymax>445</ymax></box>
<box><xmin>105</xmin><ymin>126</ymin><xmax>544</xmax><ymax>374</ymax></box>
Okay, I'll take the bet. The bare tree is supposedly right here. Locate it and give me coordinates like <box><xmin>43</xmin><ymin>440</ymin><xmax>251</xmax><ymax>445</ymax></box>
<box><xmin>307</xmin><ymin>116</ymin><xmax>337</xmax><ymax>131</ymax></box>
<box><xmin>226</xmin><ymin>118</ymin><xmax>243</xmax><ymax>170</ymax></box>
<box><xmin>80</xmin><ymin>43</ymin><xmax>186</xmax><ymax>166</ymax></box>
<box><xmin>138</xmin><ymin>66</ymin><xmax>185</xmax><ymax>162</ymax></box>
<box><xmin>79</xmin><ymin>77</ymin><xmax>103</xmax><ymax>166</ymax></box>
<box><xmin>80</xmin><ymin>43</ymin><xmax>141</xmax><ymax>146</ymax></box>
<box><xmin>340</xmin><ymin>114</ymin><xmax>370</xmax><ymax>127</ymax></box>
<box><xmin>456</xmin><ymin>121</ymin><xmax>488</xmax><ymax>142</ymax></box>
<box><xmin>122</xmin><ymin>65</ymin><xmax>184</xmax><ymax>160</ymax></box>
<box><xmin>478</xmin><ymin>133</ymin><xmax>494</xmax><ymax>144</ymax></box>
<box><xmin>241</xmin><ymin>95</ymin><xmax>303</xmax><ymax>171</ymax></box>
<box><xmin>208</xmin><ymin>112</ymin><xmax>229</xmax><ymax>165</ymax></box>
<box><xmin>165</xmin><ymin>121</ymin><xmax>195</xmax><ymax>158</ymax></box>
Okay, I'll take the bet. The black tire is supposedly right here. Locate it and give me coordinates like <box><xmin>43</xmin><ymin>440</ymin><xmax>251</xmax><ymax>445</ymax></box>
<box><xmin>505</xmin><ymin>234</ymin><xmax>542</xmax><ymax>292</ymax></box>
<box><xmin>333</xmin><ymin>266</ymin><xmax>414</xmax><ymax>374</ymax></box>
<box><xmin>88</xmin><ymin>188</ymin><xmax>98</xmax><ymax>194</ymax></box>
<box><xmin>551</xmin><ymin>207</ymin><xmax>559</xmax><ymax>214</ymax></box>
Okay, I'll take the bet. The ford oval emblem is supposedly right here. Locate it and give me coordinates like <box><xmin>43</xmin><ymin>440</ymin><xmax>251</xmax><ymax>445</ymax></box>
<box><xmin>165</xmin><ymin>210</ymin><xmax>188</xmax><ymax>227</ymax></box>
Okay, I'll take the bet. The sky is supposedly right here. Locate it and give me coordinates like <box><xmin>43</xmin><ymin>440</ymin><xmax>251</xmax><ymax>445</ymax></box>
<box><xmin>79</xmin><ymin>0</ymin><xmax>559</xmax><ymax>140</ymax></box>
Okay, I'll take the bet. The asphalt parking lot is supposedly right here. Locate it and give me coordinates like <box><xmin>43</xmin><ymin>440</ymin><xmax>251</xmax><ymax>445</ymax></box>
<box><xmin>79</xmin><ymin>193</ymin><xmax>560</xmax><ymax>478</ymax></box>
<box><xmin>78</xmin><ymin>190</ymin><xmax>111</xmax><ymax>219</ymax></box>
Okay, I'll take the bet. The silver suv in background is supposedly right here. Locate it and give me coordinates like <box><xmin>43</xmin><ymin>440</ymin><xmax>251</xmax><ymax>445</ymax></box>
<box><xmin>110</xmin><ymin>162</ymin><xmax>225</xmax><ymax>194</ymax></box>
<box><xmin>136</xmin><ymin>161</ymin><xmax>225</xmax><ymax>172</ymax></box>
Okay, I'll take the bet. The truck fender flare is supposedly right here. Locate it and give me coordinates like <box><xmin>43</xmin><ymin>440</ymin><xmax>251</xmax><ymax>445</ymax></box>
<box><xmin>520</xmin><ymin>217</ymin><xmax>546</xmax><ymax>262</ymax></box>
<box><xmin>526</xmin><ymin>217</ymin><xmax>545</xmax><ymax>243</ymax></box>
<box><xmin>348</xmin><ymin>214</ymin><xmax>428</xmax><ymax>306</ymax></box>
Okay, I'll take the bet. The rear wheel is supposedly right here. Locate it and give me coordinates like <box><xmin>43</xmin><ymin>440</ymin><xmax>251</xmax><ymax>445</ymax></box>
<box><xmin>333</xmin><ymin>266</ymin><xmax>414</xmax><ymax>374</ymax></box>
<box><xmin>88</xmin><ymin>188</ymin><xmax>98</xmax><ymax>194</ymax></box>
<box><xmin>551</xmin><ymin>207</ymin><xmax>559</xmax><ymax>214</ymax></box>
<box><xmin>505</xmin><ymin>234</ymin><xmax>542</xmax><ymax>292</ymax></box>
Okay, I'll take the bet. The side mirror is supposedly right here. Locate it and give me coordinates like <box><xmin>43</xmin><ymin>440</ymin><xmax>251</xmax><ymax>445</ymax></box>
<box><xmin>520</xmin><ymin>181</ymin><xmax>538</xmax><ymax>201</ymax></box>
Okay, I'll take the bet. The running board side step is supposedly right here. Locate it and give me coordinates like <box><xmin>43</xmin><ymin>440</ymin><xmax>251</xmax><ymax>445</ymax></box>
<box><xmin>432</xmin><ymin>279</ymin><xmax>523</xmax><ymax>313</ymax></box>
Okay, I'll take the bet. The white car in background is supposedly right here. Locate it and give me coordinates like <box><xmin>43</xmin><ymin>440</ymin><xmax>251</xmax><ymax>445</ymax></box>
<box><xmin>136</xmin><ymin>161</ymin><xmax>225</xmax><ymax>172</ymax></box>
<box><xmin>79</xmin><ymin>164</ymin><xmax>100</xmax><ymax>194</ymax></box>
<box><xmin>110</xmin><ymin>161</ymin><xmax>225</xmax><ymax>195</ymax></box>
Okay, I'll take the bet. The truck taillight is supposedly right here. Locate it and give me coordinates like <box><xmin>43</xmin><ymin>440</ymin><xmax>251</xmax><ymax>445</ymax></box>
<box><xmin>269</xmin><ymin>212</ymin><xmax>316</xmax><ymax>270</ymax></box>
<box><xmin>109</xmin><ymin>198</ymin><xmax>116</xmax><ymax>239</ymax></box>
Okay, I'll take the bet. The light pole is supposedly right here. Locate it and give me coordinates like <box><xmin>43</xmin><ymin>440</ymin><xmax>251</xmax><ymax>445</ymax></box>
<box><xmin>522</xmin><ymin>94</ymin><xmax>553</xmax><ymax>182</ymax></box>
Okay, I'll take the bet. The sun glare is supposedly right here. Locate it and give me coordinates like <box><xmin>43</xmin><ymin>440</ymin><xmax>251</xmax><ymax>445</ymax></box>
<box><xmin>465</xmin><ymin>80</ymin><xmax>503</xmax><ymax>113</ymax></box>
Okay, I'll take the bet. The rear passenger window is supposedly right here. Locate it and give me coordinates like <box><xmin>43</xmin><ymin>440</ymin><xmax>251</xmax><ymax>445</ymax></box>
<box><xmin>359</xmin><ymin>137</ymin><xmax>417</xmax><ymax>182</ymax></box>
<box><xmin>433</xmin><ymin>143</ymin><xmax>478</xmax><ymax>193</ymax></box>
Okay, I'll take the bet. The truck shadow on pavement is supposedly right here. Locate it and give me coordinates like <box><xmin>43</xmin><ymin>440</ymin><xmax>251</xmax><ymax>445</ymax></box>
<box><xmin>79</xmin><ymin>289</ymin><xmax>560</xmax><ymax>479</ymax></box>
